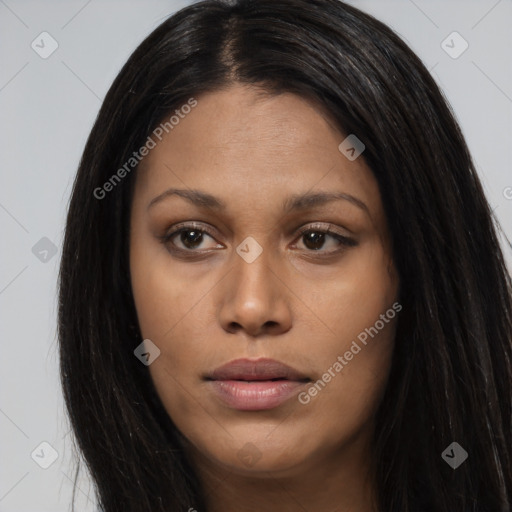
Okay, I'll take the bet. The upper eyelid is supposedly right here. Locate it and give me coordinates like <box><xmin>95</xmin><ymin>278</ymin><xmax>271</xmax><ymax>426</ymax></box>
<box><xmin>295</xmin><ymin>222</ymin><xmax>344</xmax><ymax>235</ymax></box>
<box><xmin>163</xmin><ymin>221</ymin><xmax>353</xmax><ymax>246</ymax></box>
<box><xmin>164</xmin><ymin>222</ymin><xmax>217</xmax><ymax>239</ymax></box>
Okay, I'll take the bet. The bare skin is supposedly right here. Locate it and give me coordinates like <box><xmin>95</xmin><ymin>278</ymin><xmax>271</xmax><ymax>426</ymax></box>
<box><xmin>129</xmin><ymin>83</ymin><xmax>400</xmax><ymax>512</ymax></box>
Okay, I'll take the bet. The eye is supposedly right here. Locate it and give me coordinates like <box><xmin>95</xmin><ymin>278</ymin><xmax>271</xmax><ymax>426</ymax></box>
<box><xmin>160</xmin><ymin>222</ymin><xmax>223</xmax><ymax>252</ymax></box>
<box><xmin>159</xmin><ymin>221</ymin><xmax>357</xmax><ymax>257</ymax></box>
<box><xmin>293</xmin><ymin>223</ymin><xmax>357</xmax><ymax>253</ymax></box>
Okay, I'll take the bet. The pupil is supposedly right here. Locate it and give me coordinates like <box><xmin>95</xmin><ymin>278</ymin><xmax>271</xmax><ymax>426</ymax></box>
<box><xmin>304</xmin><ymin>231</ymin><xmax>325</xmax><ymax>250</ymax></box>
<box><xmin>181</xmin><ymin>230</ymin><xmax>203</xmax><ymax>249</ymax></box>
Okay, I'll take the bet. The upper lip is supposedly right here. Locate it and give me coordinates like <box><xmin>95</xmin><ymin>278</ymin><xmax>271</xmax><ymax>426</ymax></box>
<box><xmin>206</xmin><ymin>358</ymin><xmax>310</xmax><ymax>382</ymax></box>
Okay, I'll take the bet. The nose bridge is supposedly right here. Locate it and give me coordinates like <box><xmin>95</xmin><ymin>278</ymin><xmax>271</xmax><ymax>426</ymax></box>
<box><xmin>218</xmin><ymin>235</ymin><xmax>292</xmax><ymax>335</ymax></box>
<box><xmin>232</xmin><ymin>236</ymin><xmax>276</xmax><ymax>304</ymax></box>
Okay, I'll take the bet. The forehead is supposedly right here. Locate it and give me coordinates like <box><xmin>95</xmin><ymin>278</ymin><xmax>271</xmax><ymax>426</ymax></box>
<box><xmin>134</xmin><ymin>84</ymin><xmax>382</xmax><ymax>223</ymax></box>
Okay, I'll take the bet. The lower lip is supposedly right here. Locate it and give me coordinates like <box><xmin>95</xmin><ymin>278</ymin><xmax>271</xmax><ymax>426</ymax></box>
<box><xmin>208</xmin><ymin>379</ymin><xmax>307</xmax><ymax>410</ymax></box>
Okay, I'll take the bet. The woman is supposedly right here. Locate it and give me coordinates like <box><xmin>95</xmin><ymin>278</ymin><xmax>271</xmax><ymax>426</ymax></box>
<box><xmin>58</xmin><ymin>0</ymin><xmax>512</xmax><ymax>510</ymax></box>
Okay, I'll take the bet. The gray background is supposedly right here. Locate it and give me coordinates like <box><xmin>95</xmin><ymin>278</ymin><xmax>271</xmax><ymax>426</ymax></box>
<box><xmin>1</xmin><ymin>0</ymin><xmax>511</xmax><ymax>510</ymax></box>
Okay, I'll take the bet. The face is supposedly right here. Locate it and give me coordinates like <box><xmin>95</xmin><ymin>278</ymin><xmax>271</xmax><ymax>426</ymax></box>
<box><xmin>129</xmin><ymin>83</ymin><xmax>399</xmax><ymax>478</ymax></box>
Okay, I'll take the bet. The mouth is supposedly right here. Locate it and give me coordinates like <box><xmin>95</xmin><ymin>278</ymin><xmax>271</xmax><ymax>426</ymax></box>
<box><xmin>205</xmin><ymin>358</ymin><xmax>311</xmax><ymax>411</ymax></box>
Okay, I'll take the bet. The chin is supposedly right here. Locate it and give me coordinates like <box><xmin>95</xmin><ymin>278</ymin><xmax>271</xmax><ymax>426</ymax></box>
<box><xmin>218</xmin><ymin>448</ymin><xmax>310</xmax><ymax>476</ymax></box>
<box><xmin>200</xmin><ymin>430</ymin><xmax>317</xmax><ymax>476</ymax></box>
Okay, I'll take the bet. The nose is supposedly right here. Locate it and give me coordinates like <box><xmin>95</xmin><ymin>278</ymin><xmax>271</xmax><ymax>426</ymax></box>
<box><xmin>218</xmin><ymin>244</ymin><xmax>293</xmax><ymax>337</ymax></box>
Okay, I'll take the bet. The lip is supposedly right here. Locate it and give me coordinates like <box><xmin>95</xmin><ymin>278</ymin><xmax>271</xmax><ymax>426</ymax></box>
<box><xmin>205</xmin><ymin>358</ymin><xmax>310</xmax><ymax>411</ymax></box>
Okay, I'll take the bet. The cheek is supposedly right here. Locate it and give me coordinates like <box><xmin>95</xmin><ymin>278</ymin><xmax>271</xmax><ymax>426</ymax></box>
<box><xmin>129</xmin><ymin>226</ymin><xmax>208</xmax><ymax>341</ymax></box>
<box><xmin>129</xmin><ymin>233</ymin><xmax>220</xmax><ymax>406</ymax></box>
<box><xmin>300</xmin><ymin>238</ymin><xmax>398</xmax><ymax>345</ymax></box>
<box><xmin>295</xmin><ymin>242</ymin><xmax>398</xmax><ymax>427</ymax></box>
<box><xmin>130</xmin><ymin>249</ymin><xmax>214</xmax><ymax>432</ymax></box>
<box><xmin>295</xmin><ymin>314</ymin><xmax>396</xmax><ymax>455</ymax></box>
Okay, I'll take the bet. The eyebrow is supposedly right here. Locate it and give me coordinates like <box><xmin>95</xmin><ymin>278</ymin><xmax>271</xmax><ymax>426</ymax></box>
<box><xmin>147</xmin><ymin>188</ymin><xmax>369</xmax><ymax>214</ymax></box>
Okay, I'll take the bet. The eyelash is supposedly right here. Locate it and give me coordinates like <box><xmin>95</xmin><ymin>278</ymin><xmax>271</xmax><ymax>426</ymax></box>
<box><xmin>159</xmin><ymin>221</ymin><xmax>357</xmax><ymax>257</ymax></box>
